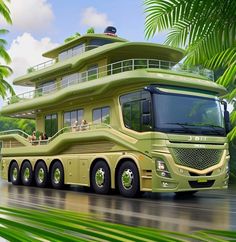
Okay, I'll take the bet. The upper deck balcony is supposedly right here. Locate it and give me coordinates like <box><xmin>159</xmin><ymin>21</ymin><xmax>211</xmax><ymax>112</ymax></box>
<box><xmin>5</xmin><ymin>58</ymin><xmax>214</xmax><ymax>106</ymax></box>
<box><xmin>28</xmin><ymin>45</ymin><xmax>100</xmax><ymax>73</ymax></box>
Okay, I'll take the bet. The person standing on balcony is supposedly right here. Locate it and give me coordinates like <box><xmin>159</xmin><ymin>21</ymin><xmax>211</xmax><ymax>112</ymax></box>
<box><xmin>72</xmin><ymin>120</ymin><xmax>79</xmax><ymax>132</ymax></box>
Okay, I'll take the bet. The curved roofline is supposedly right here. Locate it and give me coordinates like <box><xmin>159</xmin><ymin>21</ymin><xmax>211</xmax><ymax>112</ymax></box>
<box><xmin>43</xmin><ymin>33</ymin><xmax>128</xmax><ymax>58</ymax></box>
<box><xmin>14</xmin><ymin>42</ymin><xmax>185</xmax><ymax>85</ymax></box>
<box><xmin>4</xmin><ymin>69</ymin><xmax>227</xmax><ymax>116</ymax></box>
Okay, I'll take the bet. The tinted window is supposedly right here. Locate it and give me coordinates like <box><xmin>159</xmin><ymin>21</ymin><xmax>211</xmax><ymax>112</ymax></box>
<box><xmin>63</xmin><ymin>109</ymin><xmax>84</xmax><ymax>127</ymax></box>
<box><xmin>45</xmin><ymin>114</ymin><xmax>58</xmax><ymax>137</ymax></box>
<box><xmin>93</xmin><ymin>107</ymin><xmax>110</xmax><ymax>124</ymax></box>
<box><xmin>120</xmin><ymin>90</ymin><xmax>152</xmax><ymax>132</ymax></box>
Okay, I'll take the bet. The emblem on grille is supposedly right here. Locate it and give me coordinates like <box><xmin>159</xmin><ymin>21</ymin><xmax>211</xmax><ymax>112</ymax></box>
<box><xmin>188</xmin><ymin>136</ymin><xmax>207</xmax><ymax>142</ymax></box>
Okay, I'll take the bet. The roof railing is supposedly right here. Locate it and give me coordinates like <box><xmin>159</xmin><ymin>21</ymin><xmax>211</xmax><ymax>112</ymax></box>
<box><xmin>5</xmin><ymin>58</ymin><xmax>214</xmax><ymax>106</ymax></box>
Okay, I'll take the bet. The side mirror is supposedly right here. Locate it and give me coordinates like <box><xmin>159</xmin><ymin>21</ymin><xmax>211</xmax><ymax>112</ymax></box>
<box><xmin>142</xmin><ymin>100</ymin><xmax>151</xmax><ymax>114</ymax></box>
<box><xmin>224</xmin><ymin>110</ymin><xmax>231</xmax><ymax>134</ymax></box>
<box><xmin>142</xmin><ymin>114</ymin><xmax>151</xmax><ymax>126</ymax></box>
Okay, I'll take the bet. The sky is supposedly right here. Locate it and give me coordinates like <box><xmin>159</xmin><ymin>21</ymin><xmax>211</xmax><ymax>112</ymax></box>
<box><xmin>0</xmin><ymin>0</ymin><xmax>167</xmax><ymax>107</ymax></box>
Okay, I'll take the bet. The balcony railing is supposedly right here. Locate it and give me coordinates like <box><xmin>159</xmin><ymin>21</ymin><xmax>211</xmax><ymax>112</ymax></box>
<box><xmin>0</xmin><ymin>124</ymin><xmax>111</xmax><ymax>147</ymax></box>
<box><xmin>28</xmin><ymin>59</ymin><xmax>56</xmax><ymax>72</ymax></box>
<box><xmin>5</xmin><ymin>59</ymin><xmax>214</xmax><ymax>106</ymax></box>
<box><xmin>28</xmin><ymin>45</ymin><xmax>100</xmax><ymax>73</ymax></box>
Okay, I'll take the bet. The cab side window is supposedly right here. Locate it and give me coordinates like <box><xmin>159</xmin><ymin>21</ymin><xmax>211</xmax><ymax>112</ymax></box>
<box><xmin>120</xmin><ymin>90</ymin><xmax>152</xmax><ymax>132</ymax></box>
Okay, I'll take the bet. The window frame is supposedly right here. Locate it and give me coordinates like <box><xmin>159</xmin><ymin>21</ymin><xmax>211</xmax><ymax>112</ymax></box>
<box><xmin>119</xmin><ymin>90</ymin><xmax>152</xmax><ymax>132</ymax></box>
<box><xmin>92</xmin><ymin>106</ymin><xmax>110</xmax><ymax>125</ymax></box>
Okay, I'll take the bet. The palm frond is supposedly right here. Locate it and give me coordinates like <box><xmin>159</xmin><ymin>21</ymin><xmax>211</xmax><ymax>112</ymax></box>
<box><xmin>217</xmin><ymin>61</ymin><xmax>236</xmax><ymax>89</ymax></box>
<box><xmin>0</xmin><ymin>0</ymin><xmax>12</xmax><ymax>24</ymax></box>
<box><xmin>0</xmin><ymin>46</ymin><xmax>11</xmax><ymax>63</ymax></box>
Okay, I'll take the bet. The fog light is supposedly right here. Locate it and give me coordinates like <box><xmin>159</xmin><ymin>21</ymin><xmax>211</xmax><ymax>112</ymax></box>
<box><xmin>162</xmin><ymin>182</ymin><xmax>169</xmax><ymax>188</ymax></box>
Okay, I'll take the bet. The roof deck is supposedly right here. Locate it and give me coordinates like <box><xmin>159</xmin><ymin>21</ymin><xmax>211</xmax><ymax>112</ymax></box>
<box><xmin>5</xmin><ymin>58</ymin><xmax>214</xmax><ymax>106</ymax></box>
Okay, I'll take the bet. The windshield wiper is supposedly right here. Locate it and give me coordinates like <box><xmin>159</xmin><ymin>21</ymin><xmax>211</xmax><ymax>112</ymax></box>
<box><xmin>165</xmin><ymin>122</ymin><xmax>196</xmax><ymax>133</ymax></box>
<box><xmin>199</xmin><ymin>124</ymin><xmax>225</xmax><ymax>135</ymax></box>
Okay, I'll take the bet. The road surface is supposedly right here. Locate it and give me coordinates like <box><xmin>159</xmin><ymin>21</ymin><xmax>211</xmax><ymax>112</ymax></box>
<box><xmin>0</xmin><ymin>179</ymin><xmax>235</xmax><ymax>233</ymax></box>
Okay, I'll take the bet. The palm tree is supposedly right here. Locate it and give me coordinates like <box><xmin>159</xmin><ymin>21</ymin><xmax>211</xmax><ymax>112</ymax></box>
<box><xmin>144</xmin><ymin>0</ymin><xmax>236</xmax><ymax>139</ymax></box>
<box><xmin>0</xmin><ymin>0</ymin><xmax>14</xmax><ymax>99</ymax></box>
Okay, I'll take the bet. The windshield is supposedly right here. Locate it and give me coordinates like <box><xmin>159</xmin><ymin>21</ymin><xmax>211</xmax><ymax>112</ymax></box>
<box><xmin>153</xmin><ymin>92</ymin><xmax>225</xmax><ymax>136</ymax></box>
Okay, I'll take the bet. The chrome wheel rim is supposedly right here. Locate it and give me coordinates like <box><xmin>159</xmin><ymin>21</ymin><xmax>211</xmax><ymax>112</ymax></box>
<box><xmin>53</xmin><ymin>168</ymin><xmax>61</xmax><ymax>184</ymax></box>
<box><xmin>23</xmin><ymin>167</ymin><xmax>30</xmax><ymax>182</ymax></box>
<box><xmin>12</xmin><ymin>167</ymin><xmax>18</xmax><ymax>181</ymax></box>
<box><xmin>95</xmin><ymin>168</ymin><xmax>105</xmax><ymax>187</ymax></box>
<box><xmin>121</xmin><ymin>169</ymin><xmax>133</xmax><ymax>190</ymax></box>
<box><xmin>38</xmin><ymin>168</ymin><xmax>45</xmax><ymax>183</ymax></box>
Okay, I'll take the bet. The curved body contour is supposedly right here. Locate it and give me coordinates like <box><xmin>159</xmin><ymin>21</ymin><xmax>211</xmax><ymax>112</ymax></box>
<box><xmin>0</xmin><ymin>32</ymin><xmax>229</xmax><ymax>197</ymax></box>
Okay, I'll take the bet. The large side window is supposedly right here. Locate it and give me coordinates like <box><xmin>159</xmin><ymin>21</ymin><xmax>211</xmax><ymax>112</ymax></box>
<box><xmin>63</xmin><ymin>109</ymin><xmax>84</xmax><ymax>127</ymax></box>
<box><xmin>93</xmin><ymin>107</ymin><xmax>110</xmax><ymax>124</ymax></box>
<box><xmin>45</xmin><ymin>114</ymin><xmax>58</xmax><ymax>137</ymax></box>
<box><xmin>120</xmin><ymin>90</ymin><xmax>152</xmax><ymax>132</ymax></box>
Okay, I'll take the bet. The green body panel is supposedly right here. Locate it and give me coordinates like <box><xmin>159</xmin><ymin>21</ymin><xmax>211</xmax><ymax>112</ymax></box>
<box><xmin>0</xmin><ymin>34</ymin><xmax>229</xmax><ymax>193</ymax></box>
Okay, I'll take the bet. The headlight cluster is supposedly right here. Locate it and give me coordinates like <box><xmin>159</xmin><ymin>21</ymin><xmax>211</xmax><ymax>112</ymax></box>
<box><xmin>156</xmin><ymin>160</ymin><xmax>171</xmax><ymax>178</ymax></box>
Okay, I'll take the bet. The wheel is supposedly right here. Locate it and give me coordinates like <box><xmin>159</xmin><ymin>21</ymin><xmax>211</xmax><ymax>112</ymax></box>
<box><xmin>9</xmin><ymin>162</ymin><xmax>21</xmax><ymax>185</ymax></box>
<box><xmin>21</xmin><ymin>161</ymin><xmax>33</xmax><ymax>186</ymax></box>
<box><xmin>34</xmin><ymin>161</ymin><xmax>48</xmax><ymax>188</ymax></box>
<box><xmin>51</xmin><ymin>161</ymin><xmax>64</xmax><ymax>189</ymax></box>
<box><xmin>91</xmin><ymin>161</ymin><xmax>110</xmax><ymax>194</ymax></box>
<box><xmin>117</xmin><ymin>161</ymin><xmax>140</xmax><ymax>198</ymax></box>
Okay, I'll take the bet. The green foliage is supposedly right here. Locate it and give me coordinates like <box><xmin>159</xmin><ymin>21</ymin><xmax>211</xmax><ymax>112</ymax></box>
<box><xmin>0</xmin><ymin>1</ymin><xmax>15</xmax><ymax>99</ymax></box>
<box><xmin>64</xmin><ymin>32</ymin><xmax>81</xmax><ymax>43</ymax></box>
<box><xmin>0</xmin><ymin>116</ymin><xmax>35</xmax><ymax>134</ymax></box>
<box><xmin>87</xmin><ymin>27</ymin><xmax>95</xmax><ymax>34</ymax></box>
<box><xmin>0</xmin><ymin>206</ymin><xmax>236</xmax><ymax>241</ymax></box>
<box><xmin>64</xmin><ymin>27</ymin><xmax>96</xmax><ymax>43</ymax></box>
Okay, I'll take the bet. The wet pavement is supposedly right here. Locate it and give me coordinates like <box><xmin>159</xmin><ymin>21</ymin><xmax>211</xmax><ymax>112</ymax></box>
<box><xmin>0</xmin><ymin>179</ymin><xmax>236</xmax><ymax>233</ymax></box>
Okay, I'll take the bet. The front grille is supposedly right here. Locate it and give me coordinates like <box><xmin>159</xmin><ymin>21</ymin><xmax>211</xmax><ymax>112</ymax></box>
<box><xmin>171</xmin><ymin>148</ymin><xmax>223</xmax><ymax>170</ymax></box>
<box><xmin>189</xmin><ymin>180</ymin><xmax>215</xmax><ymax>188</ymax></box>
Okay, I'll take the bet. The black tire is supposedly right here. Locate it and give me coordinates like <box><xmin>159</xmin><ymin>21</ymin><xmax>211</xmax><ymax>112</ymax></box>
<box><xmin>34</xmin><ymin>161</ymin><xmax>48</xmax><ymax>188</ymax></box>
<box><xmin>91</xmin><ymin>161</ymin><xmax>110</xmax><ymax>194</ymax></box>
<box><xmin>9</xmin><ymin>162</ymin><xmax>21</xmax><ymax>185</ymax></box>
<box><xmin>21</xmin><ymin>161</ymin><xmax>34</xmax><ymax>186</ymax></box>
<box><xmin>117</xmin><ymin>161</ymin><xmax>140</xmax><ymax>198</ymax></box>
<box><xmin>51</xmin><ymin>161</ymin><xmax>64</xmax><ymax>189</ymax></box>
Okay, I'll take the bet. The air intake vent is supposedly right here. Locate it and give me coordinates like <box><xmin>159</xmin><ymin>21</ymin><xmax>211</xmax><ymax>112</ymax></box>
<box><xmin>171</xmin><ymin>148</ymin><xmax>223</xmax><ymax>170</ymax></box>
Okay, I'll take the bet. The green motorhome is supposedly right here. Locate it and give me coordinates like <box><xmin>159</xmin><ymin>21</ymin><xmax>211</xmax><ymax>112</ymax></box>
<box><xmin>0</xmin><ymin>27</ymin><xmax>230</xmax><ymax>197</ymax></box>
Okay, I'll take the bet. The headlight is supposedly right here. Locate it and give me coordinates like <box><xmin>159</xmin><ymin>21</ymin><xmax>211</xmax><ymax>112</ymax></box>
<box><xmin>156</xmin><ymin>160</ymin><xmax>165</xmax><ymax>171</ymax></box>
<box><xmin>156</xmin><ymin>159</ymin><xmax>171</xmax><ymax>178</ymax></box>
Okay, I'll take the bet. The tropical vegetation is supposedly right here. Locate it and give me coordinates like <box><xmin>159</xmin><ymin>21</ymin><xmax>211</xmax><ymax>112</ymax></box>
<box><xmin>144</xmin><ymin>0</ymin><xmax>236</xmax><ymax>140</ymax></box>
<box><xmin>0</xmin><ymin>206</ymin><xmax>236</xmax><ymax>241</ymax></box>
<box><xmin>0</xmin><ymin>116</ymin><xmax>35</xmax><ymax>134</ymax></box>
<box><xmin>64</xmin><ymin>27</ymin><xmax>95</xmax><ymax>42</ymax></box>
<box><xmin>0</xmin><ymin>0</ymin><xmax>14</xmax><ymax>98</ymax></box>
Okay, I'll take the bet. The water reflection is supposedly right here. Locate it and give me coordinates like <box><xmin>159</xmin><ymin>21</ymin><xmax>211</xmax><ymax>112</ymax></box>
<box><xmin>0</xmin><ymin>179</ymin><xmax>233</xmax><ymax>233</ymax></box>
